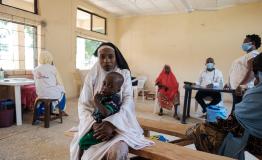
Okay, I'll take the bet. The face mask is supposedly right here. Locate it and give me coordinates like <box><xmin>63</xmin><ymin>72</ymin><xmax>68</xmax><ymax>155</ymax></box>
<box><xmin>241</xmin><ymin>42</ymin><xmax>252</xmax><ymax>52</ymax></box>
<box><xmin>206</xmin><ymin>63</ymin><xmax>214</xmax><ymax>70</ymax></box>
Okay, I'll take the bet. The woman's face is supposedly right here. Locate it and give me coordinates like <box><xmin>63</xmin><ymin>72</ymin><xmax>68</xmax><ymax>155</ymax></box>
<box><xmin>164</xmin><ymin>65</ymin><xmax>170</xmax><ymax>74</ymax></box>
<box><xmin>99</xmin><ymin>47</ymin><xmax>116</xmax><ymax>71</ymax></box>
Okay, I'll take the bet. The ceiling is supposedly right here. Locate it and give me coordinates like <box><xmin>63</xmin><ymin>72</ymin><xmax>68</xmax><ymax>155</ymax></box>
<box><xmin>86</xmin><ymin>0</ymin><xmax>261</xmax><ymax>17</ymax></box>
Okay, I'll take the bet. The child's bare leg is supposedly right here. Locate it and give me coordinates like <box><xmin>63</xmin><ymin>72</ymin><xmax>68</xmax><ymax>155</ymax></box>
<box><xmin>173</xmin><ymin>105</ymin><xmax>180</xmax><ymax>120</ymax></box>
<box><xmin>158</xmin><ymin>108</ymin><xmax>163</xmax><ymax>116</ymax></box>
<box><xmin>78</xmin><ymin>149</ymin><xmax>84</xmax><ymax>160</ymax></box>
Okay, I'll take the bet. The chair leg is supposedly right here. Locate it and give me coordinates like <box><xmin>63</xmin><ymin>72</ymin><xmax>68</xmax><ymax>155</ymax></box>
<box><xmin>142</xmin><ymin>90</ymin><xmax>145</xmax><ymax>101</ymax></box>
<box><xmin>44</xmin><ymin>101</ymin><xmax>51</xmax><ymax>128</ymax></box>
<box><xmin>32</xmin><ymin>100</ymin><xmax>39</xmax><ymax>125</ymax></box>
<box><xmin>134</xmin><ymin>87</ymin><xmax>138</xmax><ymax>101</ymax></box>
<box><xmin>59</xmin><ymin>108</ymin><xmax>63</xmax><ymax>123</ymax></box>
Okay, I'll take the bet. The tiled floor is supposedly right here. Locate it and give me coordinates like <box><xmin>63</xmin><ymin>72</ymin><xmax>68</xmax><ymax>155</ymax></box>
<box><xmin>0</xmin><ymin>97</ymin><xmax>258</xmax><ymax>160</ymax></box>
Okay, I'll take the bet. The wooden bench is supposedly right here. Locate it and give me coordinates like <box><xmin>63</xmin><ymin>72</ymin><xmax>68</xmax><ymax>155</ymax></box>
<box><xmin>130</xmin><ymin>140</ymin><xmax>232</xmax><ymax>160</ymax></box>
<box><xmin>137</xmin><ymin>118</ymin><xmax>191</xmax><ymax>137</ymax></box>
<box><xmin>64</xmin><ymin>131</ymin><xmax>231</xmax><ymax>160</ymax></box>
<box><xmin>137</xmin><ymin>118</ymin><xmax>262</xmax><ymax>160</ymax></box>
<box><xmin>137</xmin><ymin>118</ymin><xmax>193</xmax><ymax>146</ymax></box>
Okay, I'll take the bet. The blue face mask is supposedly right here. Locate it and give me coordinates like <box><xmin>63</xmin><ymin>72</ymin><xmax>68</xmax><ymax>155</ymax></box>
<box><xmin>241</xmin><ymin>42</ymin><xmax>252</xmax><ymax>52</ymax></box>
<box><xmin>206</xmin><ymin>63</ymin><xmax>214</xmax><ymax>70</ymax></box>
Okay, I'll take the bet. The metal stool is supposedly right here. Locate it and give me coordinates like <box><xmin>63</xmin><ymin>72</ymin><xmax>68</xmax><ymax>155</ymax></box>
<box><xmin>32</xmin><ymin>98</ymin><xmax>62</xmax><ymax>128</ymax></box>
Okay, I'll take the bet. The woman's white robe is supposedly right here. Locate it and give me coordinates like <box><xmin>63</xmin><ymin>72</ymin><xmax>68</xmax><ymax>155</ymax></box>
<box><xmin>70</xmin><ymin>63</ymin><xmax>153</xmax><ymax>160</ymax></box>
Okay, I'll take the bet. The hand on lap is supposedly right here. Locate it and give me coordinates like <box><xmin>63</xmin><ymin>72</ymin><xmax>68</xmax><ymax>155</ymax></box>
<box><xmin>93</xmin><ymin>121</ymin><xmax>116</xmax><ymax>141</ymax></box>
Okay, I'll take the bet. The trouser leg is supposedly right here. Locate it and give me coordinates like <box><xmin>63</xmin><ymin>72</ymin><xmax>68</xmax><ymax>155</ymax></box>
<box><xmin>207</xmin><ymin>92</ymin><xmax>221</xmax><ymax>106</ymax></box>
<box><xmin>195</xmin><ymin>91</ymin><xmax>208</xmax><ymax>113</ymax></box>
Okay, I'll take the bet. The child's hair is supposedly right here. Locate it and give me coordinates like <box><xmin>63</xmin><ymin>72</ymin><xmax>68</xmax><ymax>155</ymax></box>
<box><xmin>107</xmin><ymin>72</ymin><xmax>124</xmax><ymax>87</ymax></box>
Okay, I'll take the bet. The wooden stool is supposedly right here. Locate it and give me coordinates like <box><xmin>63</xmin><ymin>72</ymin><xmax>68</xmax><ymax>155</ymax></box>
<box><xmin>145</xmin><ymin>92</ymin><xmax>155</xmax><ymax>100</ymax></box>
<box><xmin>32</xmin><ymin>98</ymin><xmax>62</xmax><ymax>128</ymax></box>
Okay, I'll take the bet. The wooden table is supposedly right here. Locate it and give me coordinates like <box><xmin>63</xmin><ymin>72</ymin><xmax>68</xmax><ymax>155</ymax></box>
<box><xmin>0</xmin><ymin>78</ymin><xmax>34</xmax><ymax>125</ymax></box>
<box><xmin>181</xmin><ymin>84</ymin><xmax>235</xmax><ymax>124</ymax></box>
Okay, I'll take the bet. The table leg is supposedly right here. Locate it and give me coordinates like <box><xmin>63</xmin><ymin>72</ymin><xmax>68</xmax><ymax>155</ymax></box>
<box><xmin>181</xmin><ymin>88</ymin><xmax>189</xmax><ymax>124</ymax></box>
<box><xmin>186</xmin><ymin>89</ymin><xmax>192</xmax><ymax>117</ymax></box>
<box><xmin>14</xmin><ymin>85</ymin><xmax>22</xmax><ymax>125</ymax></box>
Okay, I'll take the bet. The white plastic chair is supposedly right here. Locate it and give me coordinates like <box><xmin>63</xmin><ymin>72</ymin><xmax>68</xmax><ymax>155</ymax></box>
<box><xmin>133</xmin><ymin>76</ymin><xmax>147</xmax><ymax>101</ymax></box>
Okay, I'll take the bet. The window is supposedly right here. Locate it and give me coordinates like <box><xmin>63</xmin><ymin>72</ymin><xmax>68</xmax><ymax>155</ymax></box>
<box><xmin>92</xmin><ymin>15</ymin><xmax>106</xmax><ymax>34</ymax></box>
<box><xmin>0</xmin><ymin>19</ymin><xmax>37</xmax><ymax>70</ymax></box>
<box><xmin>76</xmin><ymin>8</ymin><xmax>106</xmax><ymax>35</ymax></box>
<box><xmin>1</xmin><ymin>0</ymin><xmax>38</xmax><ymax>14</ymax></box>
<box><xmin>76</xmin><ymin>9</ymin><xmax>91</xmax><ymax>31</ymax></box>
<box><xmin>76</xmin><ymin>37</ymin><xmax>102</xmax><ymax>70</ymax></box>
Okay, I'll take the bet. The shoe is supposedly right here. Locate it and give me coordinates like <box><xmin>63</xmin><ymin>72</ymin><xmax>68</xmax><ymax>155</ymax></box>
<box><xmin>199</xmin><ymin>113</ymin><xmax>207</xmax><ymax>119</ymax></box>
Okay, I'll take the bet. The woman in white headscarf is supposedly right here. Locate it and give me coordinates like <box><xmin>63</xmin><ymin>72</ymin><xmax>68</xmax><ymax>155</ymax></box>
<box><xmin>70</xmin><ymin>42</ymin><xmax>153</xmax><ymax>160</ymax></box>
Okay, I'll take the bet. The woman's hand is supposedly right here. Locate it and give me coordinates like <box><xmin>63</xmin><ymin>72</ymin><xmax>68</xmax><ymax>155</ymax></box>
<box><xmin>158</xmin><ymin>83</ymin><xmax>168</xmax><ymax>91</ymax></box>
<box><xmin>93</xmin><ymin>121</ymin><xmax>116</xmax><ymax>141</ymax></box>
<box><xmin>92</xmin><ymin>122</ymin><xmax>101</xmax><ymax>131</ymax></box>
<box><xmin>235</xmin><ymin>86</ymin><xmax>245</xmax><ymax>96</ymax></box>
<box><xmin>157</xmin><ymin>83</ymin><xmax>163</xmax><ymax>89</ymax></box>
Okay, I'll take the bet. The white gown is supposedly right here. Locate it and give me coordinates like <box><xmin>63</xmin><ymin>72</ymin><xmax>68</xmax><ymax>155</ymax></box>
<box><xmin>70</xmin><ymin>63</ymin><xmax>153</xmax><ymax>160</ymax></box>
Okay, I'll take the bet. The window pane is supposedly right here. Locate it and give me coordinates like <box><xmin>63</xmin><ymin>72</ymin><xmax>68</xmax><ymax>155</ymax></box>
<box><xmin>2</xmin><ymin>0</ymin><xmax>35</xmax><ymax>13</ymax></box>
<box><xmin>92</xmin><ymin>15</ymin><xmax>106</xmax><ymax>34</ymax></box>
<box><xmin>0</xmin><ymin>19</ymin><xmax>37</xmax><ymax>70</ymax></box>
<box><xmin>76</xmin><ymin>37</ymin><xmax>101</xmax><ymax>70</ymax></box>
<box><xmin>24</xmin><ymin>26</ymin><xmax>37</xmax><ymax>70</ymax></box>
<box><xmin>77</xmin><ymin>9</ymin><xmax>91</xmax><ymax>30</ymax></box>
